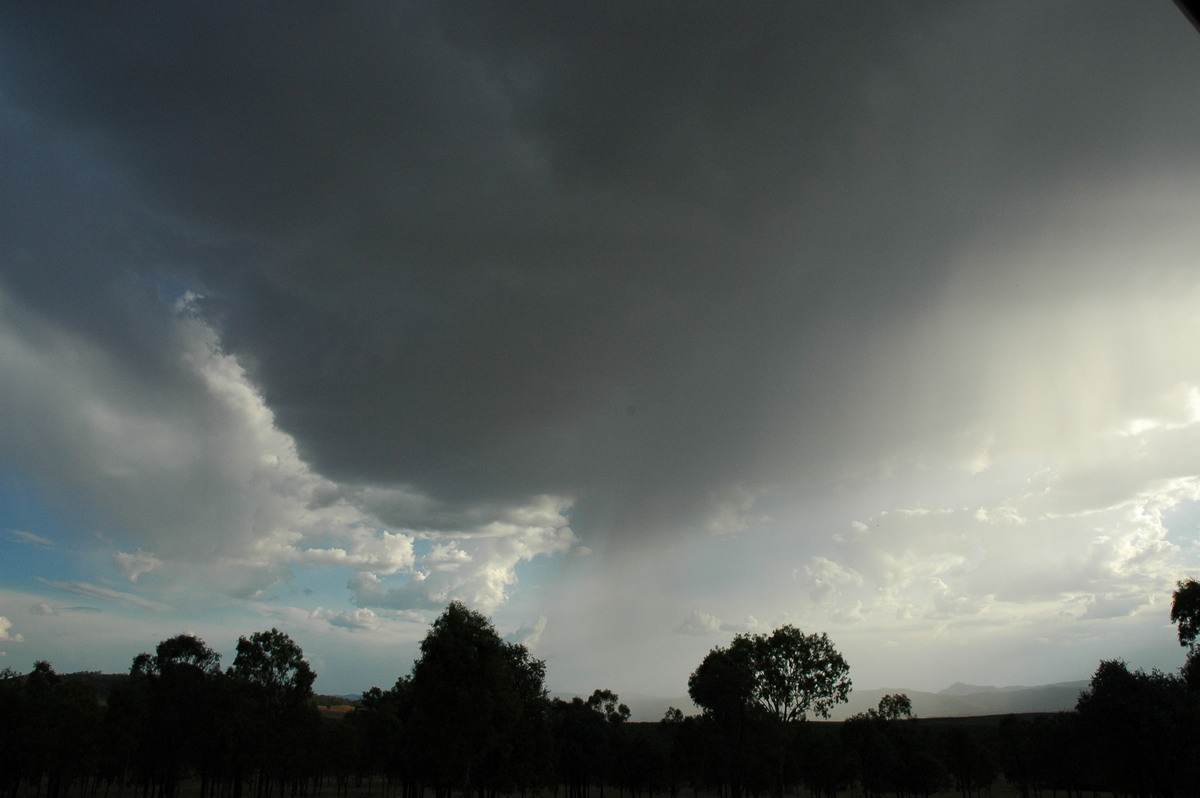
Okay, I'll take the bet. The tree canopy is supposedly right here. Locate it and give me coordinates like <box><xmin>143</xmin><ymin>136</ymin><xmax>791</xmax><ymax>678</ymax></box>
<box><xmin>14</xmin><ymin>588</ymin><xmax>1200</xmax><ymax>798</ymax></box>
<box><xmin>408</xmin><ymin>601</ymin><xmax>551</xmax><ymax>793</ymax></box>
<box><xmin>689</xmin><ymin>625</ymin><xmax>851</xmax><ymax>723</ymax></box>
<box><xmin>1171</xmin><ymin>579</ymin><xmax>1200</xmax><ymax>688</ymax></box>
<box><xmin>229</xmin><ymin>627</ymin><xmax>316</xmax><ymax>709</ymax></box>
<box><xmin>1171</xmin><ymin>578</ymin><xmax>1200</xmax><ymax>648</ymax></box>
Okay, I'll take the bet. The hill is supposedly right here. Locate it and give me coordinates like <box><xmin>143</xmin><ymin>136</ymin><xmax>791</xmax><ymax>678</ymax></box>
<box><xmin>51</xmin><ymin>674</ymin><xmax>1087</xmax><ymax>721</ymax></box>
<box><xmin>615</xmin><ymin>680</ymin><xmax>1089</xmax><ymax>722</ymax></box>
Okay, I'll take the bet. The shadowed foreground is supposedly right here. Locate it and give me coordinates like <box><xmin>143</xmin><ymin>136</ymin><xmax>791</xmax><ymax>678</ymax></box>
<box><xmin>4</xmin><ymin>589</ymin><xmax>1200</xmax><ymax>798</ymax></box>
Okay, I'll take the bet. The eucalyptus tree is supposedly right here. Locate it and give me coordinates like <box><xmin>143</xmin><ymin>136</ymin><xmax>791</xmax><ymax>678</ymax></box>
<box><xmin>408</xmin><ymin>602</ymin><xmax>551</xmax><ymax>796</ymax></box>
<box><xmin>0</xmin><ymin>662</ymin><xmax>101</xmax><ymax>798</ymax></box>
<box><xmin>688</xmin><ymin>625</ymin><xmax>851</xmax><ymax>724</ymax></box>
<box><xmin>688</xmin><ymin>625</ymin><xmax>851</xmax><ymax>798</ymax></box>
<box><xmin>120</xmin><ymin>634</ymin><xmax>226</xmax><ymax>798</ymax></box>
<box><xmin>227</xmin><ymin>629</ymin><xmax>319</xmax><ymax>797</ymax></box>
<box><xmin>1075</xmin><ymin>659</ymin><xmax>1198</xmax><ymax>796</ymax></box>
<box><xmin>1172</xmin><ymin>578</ymin><xmax>1200</xmax><ymax>688</ymax></box>
<box><xmin>229</xmin><ymin>628</ymin><xmax>316</xmax><ymax>708</ymax></box>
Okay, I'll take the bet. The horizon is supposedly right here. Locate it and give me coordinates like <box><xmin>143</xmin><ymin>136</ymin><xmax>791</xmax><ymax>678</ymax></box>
<box><xmin>15</xmin><ymin>658</ymin><xmax>1101</xmax><ymax>724</ymax></box>
<box><xmin>3</xmin><ymin>3</ymin><xmax>1200</xmax><ymax>700</ymax></box>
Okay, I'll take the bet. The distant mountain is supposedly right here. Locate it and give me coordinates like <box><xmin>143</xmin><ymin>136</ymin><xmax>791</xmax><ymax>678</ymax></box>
<box><xmin>938</xmin><ymin>682</ymin><xmax>1043</xmax><ymax>696</ymax></box>
<box><xmin>830</xmin><ymin>681</ymin><xmax>1089</xmax><ymax>720</ymax></box>
<box><xmin>56</xmin><ymin>674</ymin><xmax>1088</xmax><ymax>722</ymax></box>
<box><xmin>612</xmin><ymin>680</ymin><xmax>1090</xmax><ymax>722</ymax></box>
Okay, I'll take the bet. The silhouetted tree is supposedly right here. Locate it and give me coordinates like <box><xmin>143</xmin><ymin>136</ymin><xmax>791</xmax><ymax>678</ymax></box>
<box><xmin>230</xmin><ymin>628</ymin><xmax>316</xmax><ymax>705</ymax></box>
<box><xmin>586</xmin><ymin>688</ymin><xmax>631</xmax><ymax>724</ymax></box>
<box><xmin>551</xmin><ymin>690</ymin><xmax>632</xmax><ymax>798</ymax></box>
<box><xmin>688</xmin><ymin>639</ymin><xmax>757</xmax><ymax>726</ymax></box>
<box><xmin>940</xmin><ymin>727</ymin><xmax>996</xmax><ymax>798</ymax></box>
<box><xmin>688</xmin><ymin>626</ymin><xmax>850</xmax><ymax>798</ymax></box>
<box><xmin>1172</xmin><ymin>578</ymin><xmax>1200</xmax><ymax>689</ymax></box>
<box><xmin>552</xmin><ymin>697</ymin><xmax>609</xmax><ymax>798</ymax></box>
<box><xmin>796</xmin><ymin>722</ymin><xmax>855</xmax><ymax>798</ymax></box>
<box><xmin>0</xmin><ymin>662</ymin><xmax>102</xmax><ymax>798</ymax></box>
<box><xmin>876</xmin><ymin>693</ymin><xmax>913</xmax><ymax>721</ymax></box>
<box><xmin>754</xmin><ymin>626</ymin><xmax>851</xmax><ymax>722</ymax></box>
<box><xmin>1075</xmin><ymin>658</ymin><xmax>1199</xmax><ymax>796</ymax></box>
<box><xmin>227</xmin><ymin>629</ymin><xmax>320</xmax><ymax>798</ymax></box>
<box><xmin>843</xmin><ymin>695</ymin><xmax>939</xmax><ymax>797</ymax></box>
<box><xmin>689</xmin><ymin>626</ymin><xmax>850</xmax><ymax>724</ymax></box>
<box><xmin>0</xmin><ymin>667</ymin><xmax>23</xmax><ymax>798</ymax></box>
<box><xmin>408</xmin><ymin>601</ymin><xmax>550</xmax><ymax>797</ymax></box>
<box><xmin>657</xmin><ymin>707</ymin><xmax>687</xmax><ymax>798</ymax></box>
<box><xmin>350</xmin><ymin>677</ymin><xmax>415</xmax><ymax>795</ymax></box>
<box><xmin>123</xmin><ymin>634</ymin><xmax>226</xmax><ymax>798</ymax></box>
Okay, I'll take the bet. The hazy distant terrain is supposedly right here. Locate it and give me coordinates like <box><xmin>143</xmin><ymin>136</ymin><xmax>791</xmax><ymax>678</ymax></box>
<box><xmin>63</xmin><ymin>672</ymin><xmax>1088</xmax><ymax>723</ymax></box>
<box><xmin>611</xmin><ymin>681</ymin><xmax>1089</xmax><ymax>722</ymax></box>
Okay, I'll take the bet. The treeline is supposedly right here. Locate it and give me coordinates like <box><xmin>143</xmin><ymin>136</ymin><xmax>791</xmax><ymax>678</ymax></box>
<box><xmin>5</xmin><ymin>582</ymin><xmax>1200</xmax><ymax>798</ymax></box>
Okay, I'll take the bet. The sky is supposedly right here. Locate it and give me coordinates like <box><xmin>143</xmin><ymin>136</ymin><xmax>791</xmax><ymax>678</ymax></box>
<box><xmin>3</xmin><ymin>2</ymin><xmax>1200</xmax><ymax>705</ymax></box>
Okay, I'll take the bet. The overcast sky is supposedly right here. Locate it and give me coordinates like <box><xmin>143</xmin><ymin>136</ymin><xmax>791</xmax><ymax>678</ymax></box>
<box><xmin>3</xmin><ymin>2</ymin><xmax>1200</xmax><ymax>705</ymax></box>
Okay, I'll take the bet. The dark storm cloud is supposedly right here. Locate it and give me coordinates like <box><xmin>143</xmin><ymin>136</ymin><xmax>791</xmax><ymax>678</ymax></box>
<box><xmin>2</xmin><ymin>2</ymin><xmax>1197</xmax><ymax>541</ymax></box>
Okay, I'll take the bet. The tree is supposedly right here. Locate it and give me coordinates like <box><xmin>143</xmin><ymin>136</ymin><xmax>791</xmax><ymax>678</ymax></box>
<box><xmin>126</xmin><ymin>634</ymin><xmax>227</xmax><ymax>798</ymax></box>
<box><xmin>229</xmin><ymin>627</ymin><xmax>316</xmax><ymax>711</ymax></box>
<box><xmin>877</xmin><ymin>693</ymin><xmax>913</xmax><ymax>721</ymax></box>
<box><xmin>1171</xmin><ymin>578</ymin><xmax>1200</xmax><ymax>688</ymax></box>
<box><xmin>688</xmin><ymin>625</ymin><xmax>851</xmax><ymax>723</ymax></box>
<box><xmin>1172</xmin><ymin>578</ymin><xmax>1200</xmax><ymax>648</ymax></box>
<box><xmin>688</xmin><ymin>626</ymin><xmax>851</xmax><ymax>798</ymax></box>
<box><xmin>587</xmin><ymin>688</ymin><xmax>632</xmax><ymax>723</ymax></box>
<box><xmin>687</xmin><ymin>637</ymin><xmax>758</xmax><ymax>725</ymax></box>
<box><xmin>1075</xmin><ymin>659</ymin><xmax>1199</xmax><ymax>796</ymax></box>
<box><xmin>408</xmin><ymin>601</ymin><xmax>551</xmax><ymax>794</ymax></box>
<box><xmin>754</xmin><ymin>626</ymin><xmax>851</xmax><ymax>722</ymax></box>
<box><xmin>843</xmin><ymin>694</ymin><xmax>937</xmax><ymax>797</ymax></box>
<box><xmin>140</xmin><ymin>633</ymin><xmax>223</xmax><ymax>677</ymax></box>
<box><xmin>227</xmin><ymin>629</ymin><xmax>319</xmax><ymax>797</ymax></box>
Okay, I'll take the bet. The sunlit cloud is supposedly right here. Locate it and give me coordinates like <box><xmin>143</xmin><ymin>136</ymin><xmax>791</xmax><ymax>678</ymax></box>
<box><xmin>1</xmin><ymin>2</ymin><xmax>1199</xmax><ymax>698</ymax></box>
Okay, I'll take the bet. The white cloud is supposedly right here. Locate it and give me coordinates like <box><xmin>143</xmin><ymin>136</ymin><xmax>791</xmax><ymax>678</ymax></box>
<box><xmin>507</xmin><ymin>615</ymin><xmax>548</xmax><ymax>649</ymax></box>
<box><xmin>6</xmin><ymin>529</ymin><xmax>53</xmax><ymax>547</ymax></box>
<box><xmin>801</xmin><ymin>557</ymin><xmax>865</xmax><ymax>609</ymax></box>
<box><xmin>0</xmin><ymin>616</ymin><xmax>24</xmax><ymax>643</ymax></box>
<box><xmin>674</xmin><ymin>610</ymin><xmax>765</xmax><ymax>636</ymax></box>
<box><xmin>0</xmin><ymin>289</ymin><xmax>367</xmax><ymax>567</ymax></box>
<box><xmin>39</xmin><ymin>580</ymin><xmax>172</xmax><ymax>612</ymax></box>
<box><xmin>310</xmin><ymin>606</ymin><xmax>380</xmax><ymax>631</ymax></box>
<box><xmin>113</xmin><ymin>550</ymin><xmax>162</xmax><ymax>582</ymax></box>
<box><xmin>0</xmin><ymin>292</ymin><xmax>583</xmax><ymax>628</ymax></box>
<box><xmin>296</xmin><ymin>530</ymin><xmax>415</xmax><ymax>575</ymax></box>
<box><xmin>350</xmin><ymin>498</ymin><xmax>579</xmax><ymax>614</ymax></box>
<box><xmin>675</xmin><ymin>610</ymin><xmax>722</xmax><ymax>636</ymax></box>
<box><xmin>806</xmin><ymin>438</ymin><xmax>1194</xmax><ymax>629</ymax></box>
